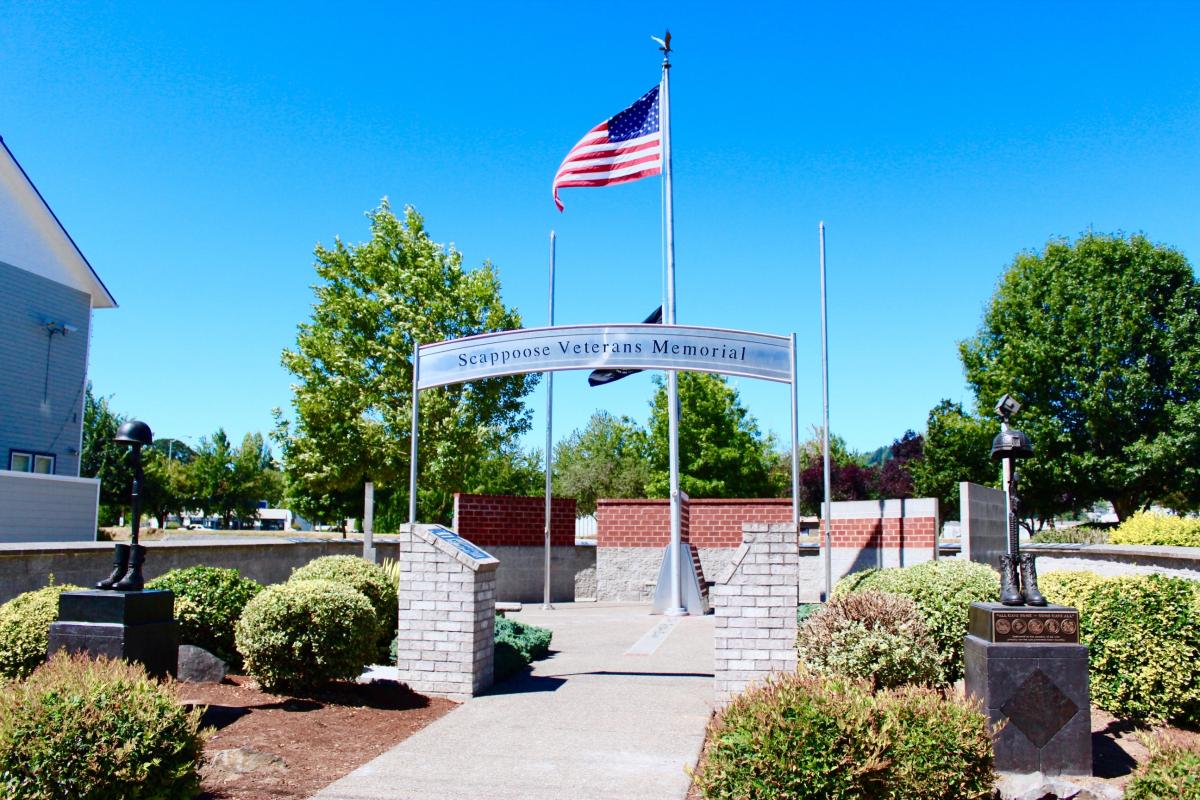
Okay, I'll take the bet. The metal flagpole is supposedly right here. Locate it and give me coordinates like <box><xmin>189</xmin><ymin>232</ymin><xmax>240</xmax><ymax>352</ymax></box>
<box><xmin>790</xmin><ymin>333</ymin><xmax>800</xmax><ymax>526</ymax></box>
<box><xmin>819</xmin><ymin>222</ymin><xmax>832</xmax><ymax>601</ymax></box>
<box><xmin>659</xmin><ymin>34</ymin><xmax>685</xmax><ymax>616</ymax></box>
<box><xmin>543</xmin><ymin>232</ymin><xmax>556</xmax><ymax>610</ymax></box>
<box><xmin>409</xmin><ymin>338</ymin><xmax>421</xmax><ymax>526</ymax></box>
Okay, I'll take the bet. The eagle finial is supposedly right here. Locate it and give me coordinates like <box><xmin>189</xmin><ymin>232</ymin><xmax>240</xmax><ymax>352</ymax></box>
<box><xmin>651</xmin><ymin>30</ymin><xmax>672</xmax><ymax>60</ymax></box>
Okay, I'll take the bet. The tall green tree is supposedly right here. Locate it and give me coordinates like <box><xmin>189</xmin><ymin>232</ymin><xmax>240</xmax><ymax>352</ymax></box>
<box><xmin>278</xmin><ymin>202</ymin><xmax>535</xmax><ymax>523</ymax></box>
<box><xmin>80</xmin><ymin>384</ymin><xmax>132</xmax><ymax>511</ymax></box>
<box><xmin>189</xmin><ymin>430</ymin><xmax>274</xmax><ymax>527</ymax></box>
<box><xmin>960</xmin><ymin>233</ymin><xmax>1200</xmax><ymax>520</ymax></box>
<box><xmin>909</xmin><ymin>400</ymin><xmax>998</xmax><ymax>520</ymax></box>
<box><xmin>646</xmin><ymin>373</ymin><xmax>776</xmax><ymax>498</ymax></box>
<box><xmin>553</xmin><ymin>411</ymin><xmax>652</xmax><ymax>515</ymax></box>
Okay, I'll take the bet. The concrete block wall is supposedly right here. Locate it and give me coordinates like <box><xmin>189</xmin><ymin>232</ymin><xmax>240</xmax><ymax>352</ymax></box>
<box><xmin>453</xmin><ymin>493</ymin><xmax>575</xmax><ymax>547</ymax></box>
<box><xmin>825</xmin><ymin>498</ymin><xmax>939</xmax><ymax>587</ymax></box>
<box><xmin>395</xmin><ymin>524</ymin><xmax>497</xmax><ymax>701</ymax></box>
<box><xmin>713</xmin><ymin>522</ymin><xmax>799</xmax><ymax>705</ymax></box>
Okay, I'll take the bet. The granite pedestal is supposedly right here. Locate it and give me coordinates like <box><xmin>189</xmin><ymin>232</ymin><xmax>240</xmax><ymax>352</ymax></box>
<box><xmin>964</xmin><ymin>602</ymin><xmax>1090</xmax><ymax>776</ymax></box>
<box><xmin>48</xmin><ymin>589</ymin><xmax>179</xmax><ymax>679</ymax></box>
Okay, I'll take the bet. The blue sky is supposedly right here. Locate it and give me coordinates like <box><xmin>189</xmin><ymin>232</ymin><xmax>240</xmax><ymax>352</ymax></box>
<box><xmin>3</xmin><ymin>1</ymin><xmax>1198</xmax><ymax>458</ymax></box>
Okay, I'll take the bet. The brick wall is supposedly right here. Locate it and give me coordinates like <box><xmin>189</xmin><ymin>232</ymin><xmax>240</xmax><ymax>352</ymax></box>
<box><xmin>597</xmin><ymin>498</ymin><xmax>794</xmax><ymax>548</ymax></box>
<box><xmin>453</xmin><ymin>493</ymin><xmax>576</xmax><ymax>547</ymax></box>
<box><xmin>597</xmin><ymin>497</ymin><xmax>937</xmax><ymax>551</ymax></box>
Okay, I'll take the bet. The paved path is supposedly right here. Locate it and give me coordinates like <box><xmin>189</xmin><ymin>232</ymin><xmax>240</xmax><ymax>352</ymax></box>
<box><xmin>313</xmin><ymin>603</ymin><xmax>714</xmax><ymax>800</ymax></box>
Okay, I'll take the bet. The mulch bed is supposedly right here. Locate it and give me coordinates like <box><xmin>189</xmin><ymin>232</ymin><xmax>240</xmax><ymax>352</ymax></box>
<box><xmin>178</xmin><ymin>675</ymin><xmax>456</xmax><ymax>800</ymax></box>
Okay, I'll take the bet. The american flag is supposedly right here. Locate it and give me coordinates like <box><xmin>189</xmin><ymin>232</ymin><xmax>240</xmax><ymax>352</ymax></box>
<box><xmin>552</xmin><ymin>85</ymin><xmax>662</xmax><ymax>211</ymax></box>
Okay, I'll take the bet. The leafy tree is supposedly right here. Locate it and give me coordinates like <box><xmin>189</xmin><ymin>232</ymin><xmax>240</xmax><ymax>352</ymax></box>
<box><xmin>189</xmin><ymin>430</ymin><xmax>273</xmax><ymax>527</ymax></box>
<box><xmin>909</xmin><ymin>400</ymin><xmax>998</xmax><ymax>520</ymax></box>
<box><xmin>141</xmin><ymin>451</ymin><xmax>191</xmax><ymax>529</ymax></box>
<box><xmin>80</xmin><ymin>384</ymin><xmax>132</xmax><ymax>513</ymax></box>
<box><xmin>278</xmin><ymin>202</ymin><xmax>535</xmax><ymax>524</ymax></box>
<box><xmin>960</xmin><ymin>233</ymin><xmax>1200</xmax><ymax>520</ymax></box>
<box><xmin>553</xmin><ymin>411</ymin><xmax>652</xmax><ymax>515</ymax></box>
<box><xmin>646</xmin><ymin>373</ymin><xmax>775</xmax><ymax>498</ymax></box>
<box><xmin>872</xmin><ymin>430</ymin><xmax>924</xmax><ymax>499</ymax></box>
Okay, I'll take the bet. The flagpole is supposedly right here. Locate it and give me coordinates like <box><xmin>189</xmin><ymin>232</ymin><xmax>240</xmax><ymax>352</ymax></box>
<box><xmin>543</xmin><ymin>231</ymin><xmax>556</xmax><ymax>611</ymax></box>
<box><xmin>409</xmin><ymin>338</ymin><xmax>420</xmax><ymax>526</ymax></box>
<box><xmin>819</xmin><ymin>222</ymin><xmax>832</xmax><ymax>601</ymax></box>
<box><xmin>658</xmin><ymin>36</ymin><xmax>686</xmax><ymax>617</ymax></box>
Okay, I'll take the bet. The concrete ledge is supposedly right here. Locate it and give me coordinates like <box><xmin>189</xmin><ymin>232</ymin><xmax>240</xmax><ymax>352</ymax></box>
<box><xmin>1024</xmin><ymin>542</ymin><xmax>1200</xmax><ymax>581</ymax></box>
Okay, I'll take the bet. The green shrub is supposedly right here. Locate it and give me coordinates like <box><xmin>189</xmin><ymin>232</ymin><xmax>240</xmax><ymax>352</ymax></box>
<box><xmin>0</xmin><ymin>583</ymin><xmax>82</xmax><ymax>681</ymax></box>
<box><xmin>834</xmin><ymin>559</ymin><xmax>999</xmax><ymax>684</ymax></box>
<box><xmin>1040</xmin><ymin>570</ymin><xmax>1200</xmax><ymax>724</ymax></box>
<box><xmin>1126</xmin><ymin>741</ymin><xmax>1200</xmax><ymax>800</ymax></box>
<box><xmin>235</xmin><ymin>579</ymin><xmax>379</xmax><ymax>692</ymax></box>
<box><xmin>797</xmin><ymin>591</ymin><xmax>940</xmax><ymax>690</ymax></box>
<box><xmin>1110</xmin><ymin>511</ymin><xmax>1200</xmax><ymax>547</ymax></box>
<box><xmin>1030</xmin><ymin>525</ymin><xmax>1111</xmax><ymax>544</ymax></box>
<box><xmin>692</xmin><ymin>673</ymin><xmax>993</xmax><ymax>800</ymax></box>
<box><xmin>146</xmin><ymin>566</ymin><xmax>261</xmax><ymax>666</ymax></box>
<box><xmin>493</xmin><ymin>616</ymin><xmax>553</xmax><ymax>682</ymax></box>
<box><xmin>0</xmin><ymin>652</ymin><xmax>204</xmax><ymax>800</ymax></box>
<box><xmin>290</xmin><ymin>556</ymin><xmax>397</xmax><ymax>658</ymax></box>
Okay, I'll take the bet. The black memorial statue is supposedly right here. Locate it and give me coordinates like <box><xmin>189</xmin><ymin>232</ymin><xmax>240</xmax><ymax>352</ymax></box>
<box><xmin>991</xmin><ymin>395</ymin><xmax>1045</xmax><ymax>606</ymax></box>
<box><xmin>97</xmin><ymin>420</ymin><xmax>154</xmax><ymax>591</ymax></box>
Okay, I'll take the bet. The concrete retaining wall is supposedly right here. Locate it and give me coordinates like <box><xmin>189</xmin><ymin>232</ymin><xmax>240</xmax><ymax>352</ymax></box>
<box><xmin>1024</xmin><ymin>542</ymin><xmax>1200</xmax><ymax>581</ymax></box>
<box><xmin>0</xmin><ymin>537</ymin><xmax>597</xmax><ymax>604</ymax></box>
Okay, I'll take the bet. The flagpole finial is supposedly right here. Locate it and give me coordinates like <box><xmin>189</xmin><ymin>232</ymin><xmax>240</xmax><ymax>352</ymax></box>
<box><xmin>651</xmin><ymin>30</ymin><xmax>672</xmax><ymax>65</ymax></box>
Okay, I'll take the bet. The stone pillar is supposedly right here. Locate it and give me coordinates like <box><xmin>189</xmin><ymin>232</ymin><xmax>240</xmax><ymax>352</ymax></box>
<box><xmin>396</xmin><ymin>524</ymin><xmax>498</xmax><ymax>702</ymax></box>
<box><xmin>48</xmin><ymin>589</ymin><xmax>179</xmax><ymax>679</ymax></box>
<box><xmin>713</xmin><ymin>522</ymin><xmax>798</xmax><ymax>706</ymax></box>
<box><xmin>964</xmin><ymin>602</ymin><xmax>1091</xmax><ymax>775</ymax></box>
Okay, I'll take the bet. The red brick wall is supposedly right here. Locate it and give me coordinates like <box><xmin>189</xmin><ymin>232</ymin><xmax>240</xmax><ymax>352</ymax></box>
<box><xmin>453</xmin><ymin>493</ymin><xmax>576</xmax><ymax>547</ymax></box>
<box><xmin>596</xmin><ymin>497</ymin><xmax>938</xmax><ymax>549</ymax></box>
<box><xmin>828</xmin><ymin>516</ymin><xmax>937</xmax><ymax>548</ymax></box>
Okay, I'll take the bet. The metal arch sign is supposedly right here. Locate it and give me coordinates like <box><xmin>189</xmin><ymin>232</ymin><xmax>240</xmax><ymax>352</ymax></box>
<box><xmin>416</xmin><ymin>323</ymin><xmax>792</xmax><ymax>389</ymax></box>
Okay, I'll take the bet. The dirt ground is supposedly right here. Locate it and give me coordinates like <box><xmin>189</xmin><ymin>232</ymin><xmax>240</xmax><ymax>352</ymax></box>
<box><xmin>178</xmin><ymin>675</ymin><xmax>456</xmax><ymax>800</ymax></box>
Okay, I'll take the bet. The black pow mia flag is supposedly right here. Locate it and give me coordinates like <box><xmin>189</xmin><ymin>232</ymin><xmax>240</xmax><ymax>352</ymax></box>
<box><xmin>587</xmin><ymin>305</ymin><xmax>663</xmax><ymax>387</ymax></box>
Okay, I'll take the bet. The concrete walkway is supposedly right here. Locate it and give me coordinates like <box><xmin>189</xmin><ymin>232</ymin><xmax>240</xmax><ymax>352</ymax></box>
<box><xmin>313</xmin><ymin>603</ymin><xmax>715</xmax><ymax>800</ymax></box>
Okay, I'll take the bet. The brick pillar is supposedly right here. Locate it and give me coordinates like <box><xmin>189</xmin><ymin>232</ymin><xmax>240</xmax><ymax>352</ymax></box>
<box><xmin>713</xmin><ymin>522</ymin><xmax>798</xmax><ymax>706</ymax></box>
<box><xmin>396</xmin><ymin>524</ymin><xmax>498</xmax><ymax>701</ymax></box>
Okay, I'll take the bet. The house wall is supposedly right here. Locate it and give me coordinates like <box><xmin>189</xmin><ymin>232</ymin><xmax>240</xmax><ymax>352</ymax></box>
<box><xmin>0</xmin><ymin>471</ymin><xmax>99</xmax><ymax>543</ymax></box>
<box><xmin>0</xmin><ymin>260</ymin><xmax>91</xmax><ymax>478</ymax></box>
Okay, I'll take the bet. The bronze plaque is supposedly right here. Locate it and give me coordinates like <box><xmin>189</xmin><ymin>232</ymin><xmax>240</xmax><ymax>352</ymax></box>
<box><xmin>992</xmin><ymin>609</ymin><xmax>1079</xmax><ymax>643</ymax></box>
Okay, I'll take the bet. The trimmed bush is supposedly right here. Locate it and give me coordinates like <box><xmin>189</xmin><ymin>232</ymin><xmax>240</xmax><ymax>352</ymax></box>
<box><xmin>797</xmin><ymin>591</ymin><xmax>940</xmax><ymax>690</ymax></box>
<box><xmin>146</xmin><ymin>566</ymin><xmax>261</xmax><ymax>666</ymax></box>
<box><xmin>1110</xmin><ymin>511</ymin><xmax>1200</xmax><ymax>547</ymax></box>
<box><xmin>1126</xmin><ymin>741</ymin><xmax>1200</xmax><ymax>800</ymax></box>
<box><xmin>692</xmin><ymin>673</ymin><xmax>993</xmax><ymax>800</ymax></box>
<box><xmin>0</xmin><ymin>652</ymin><xmax>204</xmax><ymax>800</ymax></box>
<box><xmin>494</xmin><ymin>616</ymin><xmax>553</xmax><ymax>682</ymax></box>
<box><xmin>1040</xmin><ymin>570</ymin><xmax>1200</xmax><ymax>724</ymax></box>
<box><xmin>235</xmin><ymin>579</ymin><xmax>379</xmax><ymax>692</ymax></box>
<box><xmin>290</xmin><ymin>556</ymin><xmax>398</xmax><ymax>658</ymax></box>
<box><xmin>834</xmin><ymin>559</ymin><xmax>998</xmax><ymax>684</ymax></box>
<box><xmin>1030</xmin><ymin>525</ymin><xmax>1111</xmax><ymax>545</ymax></box>
<box><xmin>0</xmin><ymin>583</ymin><xmax>82</xmax><ymax>681</ymax></box>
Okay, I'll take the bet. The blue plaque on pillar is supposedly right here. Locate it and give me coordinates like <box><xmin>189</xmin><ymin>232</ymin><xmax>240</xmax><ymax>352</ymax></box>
<box><xmin>430</xmin><ymin>527</ymin><xmax>494</xmax><ymax>562</ymax></box>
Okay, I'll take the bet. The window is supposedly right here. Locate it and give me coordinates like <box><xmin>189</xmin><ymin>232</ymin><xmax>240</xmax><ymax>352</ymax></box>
<box><xmin>8</xmin><ymin>451</ymin><xmax>55</xmax><ymax>474</ymax></box>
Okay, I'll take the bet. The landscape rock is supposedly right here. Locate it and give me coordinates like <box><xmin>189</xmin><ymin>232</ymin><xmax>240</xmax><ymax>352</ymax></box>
<box><xmin>177</xmin><ymin>644</ymin><xmax>228</xmax><ymax>683</ymax></box>
<box><xmin>995</xmin><ymin>771</ymin><xmax>1124</xmax><ymax>800</ymax></box>
<box><xmin>207</xmin><ymin>747</ymin><xmax>288</xmax><ymax>775</ymax></box>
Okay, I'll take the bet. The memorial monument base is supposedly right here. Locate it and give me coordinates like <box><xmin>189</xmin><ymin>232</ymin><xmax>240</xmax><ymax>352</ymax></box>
<box><xmin>48</xmin><ymin>589</ymin><xmax>179</xmax><ymax>679</ymax></box>
<box><xmin>964</xmin><ymin>602</ymin><xmax>1090</xmax><ymax>776</ymax></box>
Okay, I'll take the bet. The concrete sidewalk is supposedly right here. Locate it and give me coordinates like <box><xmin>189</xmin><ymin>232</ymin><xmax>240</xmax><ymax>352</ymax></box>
<box><xmin>312</xmin><ymin>603</ymin><xmax>715</xmax><ymax>800</ymax></box>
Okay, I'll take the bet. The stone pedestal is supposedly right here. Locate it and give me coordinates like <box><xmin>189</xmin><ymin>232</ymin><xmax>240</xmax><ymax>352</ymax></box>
<box><xmin>396</xmin><ymin>524</ymin><xmax>498</xmax><ymax>701</ymax></box>
<box><xmin>964</xmin><ymin>602</ymin><xmax>1090</xmax><ymax>776</ymax></box>
<box><xmin>48</xmin><ymin>589</ymin><xmax>179</xmax><ymax>679</ymax></box>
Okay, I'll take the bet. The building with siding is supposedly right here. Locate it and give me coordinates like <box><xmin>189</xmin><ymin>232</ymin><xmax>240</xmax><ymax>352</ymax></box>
<box><xmin>0</xmin><ymin>136</ymin><xmax>116</xmax><ymax>541</ymax></box>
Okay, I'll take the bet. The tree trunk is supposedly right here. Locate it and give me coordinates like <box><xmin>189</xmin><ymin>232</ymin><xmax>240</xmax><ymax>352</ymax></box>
<box><xmin>1110</xmin><ymin>496</ymin><xmax>1136</xmax><ymax>522</ymax></box>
